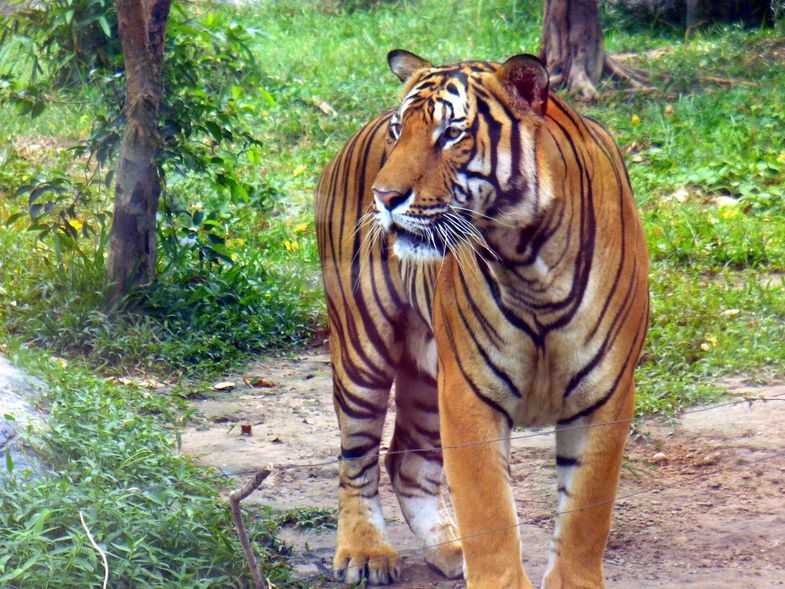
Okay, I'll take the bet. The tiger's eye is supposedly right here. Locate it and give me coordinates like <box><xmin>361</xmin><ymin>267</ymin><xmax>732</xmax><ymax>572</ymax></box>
<box><xmin>444</xmin><ymin>126</ymin><xmax>462</xmax><ymax>140</ymax></box>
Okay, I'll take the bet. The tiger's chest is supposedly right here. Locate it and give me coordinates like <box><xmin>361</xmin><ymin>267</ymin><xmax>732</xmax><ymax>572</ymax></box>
<box><xmin>401</xmin><ymin>255</ymin><xmax>609</xmax><ymax>427</ymax></box>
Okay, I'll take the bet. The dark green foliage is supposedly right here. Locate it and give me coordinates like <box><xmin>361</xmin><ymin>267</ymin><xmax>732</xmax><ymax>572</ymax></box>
<box><xmin>0</xmin><ymin>0</ymin><xmax>119</xmax><ymax>93</ymax></box>
<box><xmin>0</xmin><ymin>347</ymin><xmax>295</xmax><ymax>587</ymax></box>
<box><xmin>0</xmin><ymin>2</ymin><xmax>321</xmax><ymax>372</ymax></box>
<box><xmin>1</xmin><ymin>2</ymin><xmax>267</xmax><ymax>243</ymax></box>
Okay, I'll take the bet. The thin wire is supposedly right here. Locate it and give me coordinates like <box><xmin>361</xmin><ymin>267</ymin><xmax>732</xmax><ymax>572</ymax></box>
<box><xmin>213</xmin><ymin>389</ymin><xmax>785</xmax><ymax>580</ymax></box>
<box><xmin>335</xmin><ymin>447</ymin><xmax>785</xmax><ymax>577</ymax></box>
<box><xmin>214</xmin><ymin>390</ymin><xmax>785</xmax><ymax>479</ymax></box>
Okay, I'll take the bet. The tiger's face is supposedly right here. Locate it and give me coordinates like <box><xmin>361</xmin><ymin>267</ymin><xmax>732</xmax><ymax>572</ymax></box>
<box><xmin>371</xmin><ymin>50</ymin><xmax>551</xmax><ymax>263</ymax></box>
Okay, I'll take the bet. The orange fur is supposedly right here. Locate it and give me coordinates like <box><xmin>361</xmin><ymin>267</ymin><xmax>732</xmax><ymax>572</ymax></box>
<box><xmin>314</xmin><ymin>50</ymin><xmax>649</xmax><ymax>587</ymax></box>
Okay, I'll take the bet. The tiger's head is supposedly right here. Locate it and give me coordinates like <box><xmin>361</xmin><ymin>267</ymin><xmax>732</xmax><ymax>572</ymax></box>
<box><xmin>371</xmin><ymin>49</ymin><xmax>553</xmax><ymax>263</ymax></box>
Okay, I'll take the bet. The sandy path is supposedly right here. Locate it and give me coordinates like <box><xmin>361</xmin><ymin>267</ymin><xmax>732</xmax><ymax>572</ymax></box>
<box><xmin>181</xmin><ymin>351</ymin><xmax>785</xmax><ymax>588</ymax></box>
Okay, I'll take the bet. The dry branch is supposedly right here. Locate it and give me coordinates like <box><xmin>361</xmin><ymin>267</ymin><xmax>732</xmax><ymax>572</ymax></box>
<box><xmin>229</xmin><ymin>465</ymin><xmax>273</xmax><ymax>589</ymax></box>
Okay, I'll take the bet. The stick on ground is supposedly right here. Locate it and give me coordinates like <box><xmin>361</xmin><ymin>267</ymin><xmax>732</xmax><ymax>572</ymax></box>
<box><xmin>229</xmin><ymin>465</ymin><xmax>273</xmax><ymax>589</ymax></box>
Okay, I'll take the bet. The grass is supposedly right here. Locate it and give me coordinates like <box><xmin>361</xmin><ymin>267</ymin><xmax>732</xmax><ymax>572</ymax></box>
<box><xmin>0</xmin><ymin>344</ymin><xmax>297</xmax><ymax>587</ymax></box>
<box><xmin>0</xmin><ymin>0</ymin><xmax>784</xmax><ymax>585</ymax></box>
<box><xmin>3</xmin><ymin>2</ymin><xmax>781</xmax><ymax>388</ymax></box>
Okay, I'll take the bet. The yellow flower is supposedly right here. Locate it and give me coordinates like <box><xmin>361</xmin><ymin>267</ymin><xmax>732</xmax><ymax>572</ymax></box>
<box><xmin>283</xmin><ymin>239</ymin><xmax>300</xmax><ymax>252</ymax></box>
<box><xmin>51</xmin><ymin>356</ymin><xmax>69</xmax><ymax>369</ymax></box>
<box><xmin>720</xmin><ymin>207</ymin><xmax>739</xmax><ymax>220</ymax></box>
<box><xmin>294</xmin><ymin>222</ymin><xmax>309</xmax><ymax>233</ymax></box>
<box><xmin>631</xmin><ymin>114</ymin><xmax>641</xmax><ymax>124</ymax></box>
<box><xmin>700</xmin><ymin>335</ymin><xmax>718</xmax><ymax>351</ymax></box>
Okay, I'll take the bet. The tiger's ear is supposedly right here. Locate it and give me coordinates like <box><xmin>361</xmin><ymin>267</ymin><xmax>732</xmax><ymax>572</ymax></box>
<box><xmin>388</xmin><ymin>49</ymin><xmax>432</xmax><ymax>83</ymax></box>
<box><xmin>498</xmin><ymin>54</ymin><xmax>549</xmax><ymax>117</ymax></box>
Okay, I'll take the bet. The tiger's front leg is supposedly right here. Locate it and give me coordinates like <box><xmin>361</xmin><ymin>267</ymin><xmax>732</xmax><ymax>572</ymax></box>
<box><xmin>332</xmin><ymin>371</ymin><xmax>401</xmax><ymax>585</ymax></box>
<box><xmin>438</xmin><ymin>365</ymin><xmax>533</xmax><ymax>589</ymax></box>
<box><xmin>541</xmin><ymin>381</ymin><xmax>635</xmax><ymax>589</ymax></box>
<box><xmin>385</xmin><ymin>358</ymin><xmax>463</xmax><ymax>580</ymax></box>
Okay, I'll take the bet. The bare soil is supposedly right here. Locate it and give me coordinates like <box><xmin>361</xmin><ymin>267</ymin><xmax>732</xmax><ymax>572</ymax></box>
<box><xmin>181</xmin><ymin>349</ymin><xmax>785</xmax><ymax>588</ymax></box>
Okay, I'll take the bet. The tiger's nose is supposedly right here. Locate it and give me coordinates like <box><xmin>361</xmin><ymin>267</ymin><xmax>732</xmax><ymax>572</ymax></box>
<box><xmin>372</xmin><ymin>188</ymin><xmax>409</xmax><ymax>211</ymax></box>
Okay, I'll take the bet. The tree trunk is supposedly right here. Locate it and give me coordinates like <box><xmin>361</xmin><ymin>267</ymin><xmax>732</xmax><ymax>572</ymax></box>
<box><xmin>106</xmin><ymin>0</ymin><xmax>172</xmax><ymax>301</ymax></box>
<box><xmin>540</xmin><ymin>0</ymin><xmax>605</xmax><ymax>100</ymax></box>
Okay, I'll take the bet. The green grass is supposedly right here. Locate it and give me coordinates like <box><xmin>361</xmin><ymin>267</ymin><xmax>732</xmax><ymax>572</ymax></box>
<box><xmin>0</xmin><ymin>344</ymin><xmax>297</xmax><ymax>587</ymax></box>
<box><xmin>1</xmin><ymin>0</ymin><xmax>783</xmax><ymax>398</ymax></box>
<box><xmin>276</xmin><ymin>507</ymin><xmax>338</xmax><ymax>532</ymax></box>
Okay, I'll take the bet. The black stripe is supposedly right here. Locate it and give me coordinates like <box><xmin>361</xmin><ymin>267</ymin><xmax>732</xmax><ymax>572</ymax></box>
<box><xmin>441</xmin><ymin>310</ymin><xmax>514</xmax><ymax>428</ymax></box>
<box><xmin>556</xmin><ymin>455</ymin><xmax>581</xmax><ymax>468</ymax></box>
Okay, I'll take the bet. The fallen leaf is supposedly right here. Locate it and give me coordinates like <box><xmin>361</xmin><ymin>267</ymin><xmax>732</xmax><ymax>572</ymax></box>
<box><xmin>212</xmin><ymin>381</ymin><xmax>236</xmax><ymax>391</ymax></box>
<box><xmin>243</xmin><ymin>377</ymin><xmax>277</xmax><ymax>388</ymax></box>
<box><xmin>311</xmin><ymin>97</ymin><xmax>336</xmax><ymax>116</ymax></box>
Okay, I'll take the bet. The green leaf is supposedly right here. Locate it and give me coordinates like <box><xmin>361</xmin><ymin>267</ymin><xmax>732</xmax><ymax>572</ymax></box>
<box><xmin>30</xmin><ymin>101</ymin><xmax>45</xmax><ymax>119</ymax></box>
<box><xmin>4</xmin><ymin>212</ymin><xmax>27</xmax><ymax>226</ymax></box>
<box><xmin>12</xmin><ymin>184</ymin><xmax>34</xmax><ymax>199</ymax></box>
<box><xmin>30</xmin><ymin>508</ymin><xmax>54</xmax><ymax>535</ymax></box>
<box><xmin>0</xmin><ymin>554</ymin><xmax>40</xmax><ymax>582</ymax></box>
<box><xmin>97</xmin><ymin>16</ymin><xmax>111</xmax><ymax>38</ymax></box>
<box><xmin>258</xmin><ymin>87</ymin><xmax>276</xmax><ymax>107</ymax></box>
<box><xmin>28</xmin><ymin>184</ymin><xmax>64</xmax><ymax>205</ymax></box>
<box><xmin>28</xmin><ymin>203</ymin><xmax>43</xmax><ymax>221</ymax></box>
<box><xmin>203</xmin><ymin>121</ymin><xmax>224</xmax><ymax>142</ymax></box>
<box><xmin>5</xmin><ymin>449</ymin><xmax>13</xmax><ymax>473</ymax></box>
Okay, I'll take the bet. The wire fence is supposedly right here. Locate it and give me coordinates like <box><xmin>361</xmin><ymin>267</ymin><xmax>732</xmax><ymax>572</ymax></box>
<box><xmin>217</xmin><ymin>389</ymin><xmax>785</xmax><ymax>478</ymax></box>
<box><xmin>218</xmin><ymin>389</ymin><xmax>785</xmax><ymax>584</ymax></box>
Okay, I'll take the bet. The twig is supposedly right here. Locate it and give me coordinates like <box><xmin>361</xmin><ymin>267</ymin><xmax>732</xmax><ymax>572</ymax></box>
<box><xmin>229</xmin><ymin>465</ymin><xmax>273</xmax><ymax>589</ymax></box>
<box><xmin>79</xmin><ymin>510</ymin><xmax>109</xmax><ymax>589</ymax></box>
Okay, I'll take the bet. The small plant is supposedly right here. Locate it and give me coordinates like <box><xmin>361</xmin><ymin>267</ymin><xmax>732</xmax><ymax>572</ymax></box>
<box><xmin>276</xmin><ymin>507</ymin><xmax>338</xmax><ymax>531</ymax></box>
<box><xmin>0</xmin><ymin>344</ymin><xmax>295</xmax><ymax>587</ymax></box>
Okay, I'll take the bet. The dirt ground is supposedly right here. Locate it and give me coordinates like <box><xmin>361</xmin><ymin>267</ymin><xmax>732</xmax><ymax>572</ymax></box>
<box><xmin>180</xmin><ymin>349</ymin><xmax>785</xmax><ymax>588</ymax></box>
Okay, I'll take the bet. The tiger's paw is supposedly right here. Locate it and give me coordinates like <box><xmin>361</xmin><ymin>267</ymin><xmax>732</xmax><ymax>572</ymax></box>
<box><xmin>423</xmin><ymin>537</ymin><xmax>464</xmax><ymax>579</ymax></box>
<box><xmin>333</xmin><ymin>543</ymin><xmax>401</xmax><ymax>585</ymax></box>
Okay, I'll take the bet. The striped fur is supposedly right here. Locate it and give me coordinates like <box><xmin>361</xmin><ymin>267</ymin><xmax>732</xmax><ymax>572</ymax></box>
<box><xmin>314</xmin><ymin>50</ymin><xmax>649</xmax><ymax>588</ymax></box>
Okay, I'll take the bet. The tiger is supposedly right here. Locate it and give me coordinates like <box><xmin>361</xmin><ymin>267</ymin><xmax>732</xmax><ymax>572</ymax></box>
<box><xmin>313</xmin><ymin>49</ymin><xmax>649</xmax><ymax>589</ymax></box>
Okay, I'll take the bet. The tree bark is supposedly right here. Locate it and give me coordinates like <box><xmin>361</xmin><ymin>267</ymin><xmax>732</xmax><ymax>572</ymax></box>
<box><xmin>106</xmin><ymin>0</ymin><xmax>172</xmax><ymax>301</ymax></box>
<box><xmin>540</xmin><ymin>0</ymin><xmax>605</xmax><ymax>100</ymax></box>
<box><xmin>539</xmin><ymin>0</ymin><xmax>651</xmax><ymax>100</ymax></box>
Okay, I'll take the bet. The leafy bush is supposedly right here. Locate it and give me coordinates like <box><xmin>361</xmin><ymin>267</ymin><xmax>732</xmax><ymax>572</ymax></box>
<box><xmin>0</xmin><ymin>346</ymin><xmax>295</xmax><ymax>587</ymax></box>
<box><xmin>0</xmin><ymin>2</ymin><xmax>322</xmax><ymax>373</ymax></box>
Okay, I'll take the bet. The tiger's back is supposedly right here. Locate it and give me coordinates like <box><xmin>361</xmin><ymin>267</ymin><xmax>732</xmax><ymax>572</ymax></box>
<box><xmin>314</xmin><ymin>50</ymin><xmax>648</xmax><ymax>589</ymax></box>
